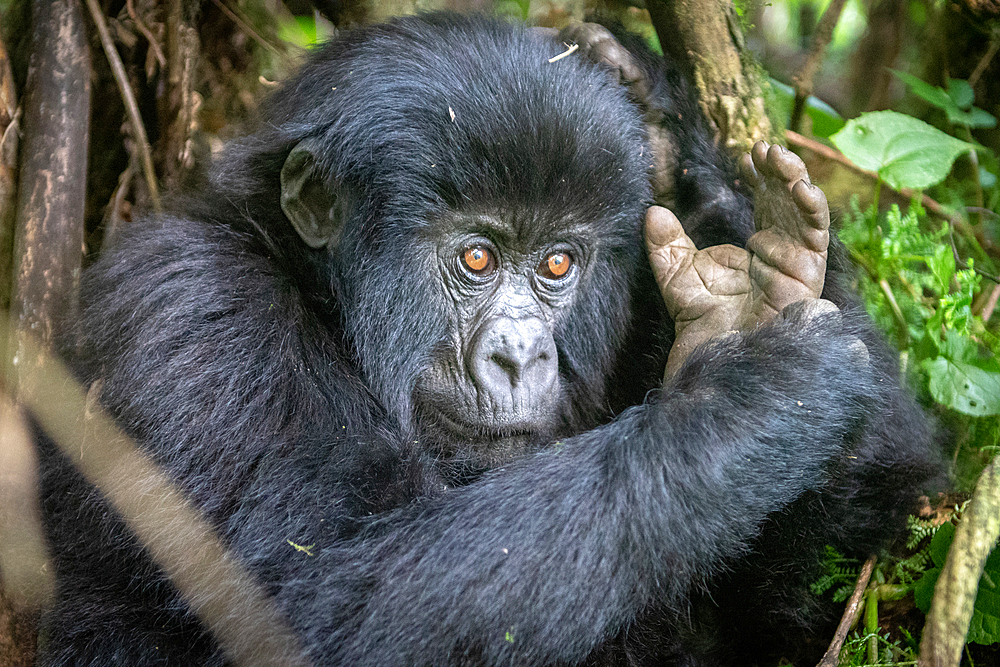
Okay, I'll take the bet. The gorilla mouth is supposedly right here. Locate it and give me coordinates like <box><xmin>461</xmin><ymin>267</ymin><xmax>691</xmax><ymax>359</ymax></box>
<box><xmin>425</xmin><ymin>405</ymin><xmax>542</xmax><ymax>442</ymax></box>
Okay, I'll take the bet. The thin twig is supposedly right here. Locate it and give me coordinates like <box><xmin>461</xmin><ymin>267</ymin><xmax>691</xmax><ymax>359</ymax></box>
<box><xmin>879</xmin><ymin>278</ymin><xmax>910</xmax><ymax>346</ymax></box>
<box><xmin>548</xmin><ymin>42</ymin><xmax>579</xmax><ymax>63</ymax></box>
<box><xmin>125</xmin><ymin>0</ymin><xmax>166</xmax><ymax>70</ymax></box>
<box><xmin>210</xmin><ymin>0</ymin><xmax>283</xmax><ymax>57</ymax></box>
<box><xmin>980</xmin><ymin>282</ymin><xmax>1000</xmax><ymax>322</ymax></box>
<box><xmin>816</xmin><ymin>555</ymin><xmax>877</xmax><ymax>667</ymax></box>
<box><xmin>790</xmin><ymin>0</ymin><xmax>847</xmax><ymax>133</ymax></box>
<box><xmin>967</xmin><ymin>206</ymin><xmax>1000</xmax><ymax>221</ymax></box>
<box><xmin>968</xmin><ymin>38</ymin><xmax>999</xmax><ymax>89</ymax></box>
<box><xmin>83</xmin><ymin>0</ymin><xmax>161</xmax><ymax>211</ymax></box>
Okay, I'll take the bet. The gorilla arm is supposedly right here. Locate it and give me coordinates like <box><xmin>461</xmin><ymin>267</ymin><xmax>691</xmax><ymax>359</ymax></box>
<box><xmin>268</xmin><ymin>303</ymin><xmax>875</xmax><ymax>666</ymax></box>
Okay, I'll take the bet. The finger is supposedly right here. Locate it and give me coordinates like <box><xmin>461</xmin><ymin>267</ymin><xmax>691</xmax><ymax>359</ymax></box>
<box><xmin>645</xmin><ymin>206</ymin><xmax>699</xmax><ymax>315</ymax></box>
<box><xmin>791</xmin><ymin>180</ymin><xmax>830</xmax><ymax>229</ymax></box>
<box><xmin>750</xmin><ymin>140</ymin><xmax>770</xmax><ymax>175</ymax></box>
<box><xmin>769</xmin><ymin>143</ymin><xmax>809</xmax><ymax>184</ymax></box>
<box><xmin>738</xmin><ymin>152</ymin><xmax>759</xmax><ymax>188</ymax></box>
<box><xmin>645</xmin><ymin>205</ymin><xmax>689</xmax><ymax>248</ymax></box>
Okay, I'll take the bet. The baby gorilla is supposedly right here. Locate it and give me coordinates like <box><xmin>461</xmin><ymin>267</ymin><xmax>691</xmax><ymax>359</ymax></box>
<box><xmin>36</xmin><ymin>12</ymin><xmax>939</xmax><ymax>667</ymax></box>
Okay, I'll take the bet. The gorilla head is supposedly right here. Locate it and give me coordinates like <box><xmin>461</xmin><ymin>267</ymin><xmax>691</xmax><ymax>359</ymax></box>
<box><xmin>256</xmin><ymin>15</ymin><xmax>653</xmax><ymax>465</ymax></box>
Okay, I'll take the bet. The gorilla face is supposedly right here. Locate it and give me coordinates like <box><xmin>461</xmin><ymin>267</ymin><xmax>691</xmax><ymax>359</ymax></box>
<box><xmin>412</xmin><ymin>209</ymin><xmax>601</xmax><ymax>464</ymax></box>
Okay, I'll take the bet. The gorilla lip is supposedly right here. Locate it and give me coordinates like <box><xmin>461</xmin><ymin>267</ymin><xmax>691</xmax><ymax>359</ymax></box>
<box><xmin>423</xmin><ymin>403</ymin><xmax>548</xmax><ymax>441</ymax></box>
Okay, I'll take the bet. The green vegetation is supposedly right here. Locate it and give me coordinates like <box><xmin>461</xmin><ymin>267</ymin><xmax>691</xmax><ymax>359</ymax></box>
<box><xmin>808</xmin><ymin>67</ymin><xmax>1000</xmax><ymax>663</ymax></box>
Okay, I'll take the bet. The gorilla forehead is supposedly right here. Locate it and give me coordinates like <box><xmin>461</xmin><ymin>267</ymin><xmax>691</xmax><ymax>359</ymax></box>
<box><xmin>271</xmin><ymin>13</ymin><xmax>652</xmax><ymax>236</ymax></box>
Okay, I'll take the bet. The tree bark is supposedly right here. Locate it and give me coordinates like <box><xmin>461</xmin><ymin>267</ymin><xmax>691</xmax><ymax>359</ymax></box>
<box><xmin>9</xmin><ymin>0</ymin><xmax>89</xmax><ymax>369</ymax></box>
<box><xmin>646</xmin><ymin>0</ymin><xmax>772</xmax><ymax>151</ymax></box>
<box><xmin>1</xmin><ymin>3</ymin><xmax>90</xmax><ymax>662</ymax></box>
<box><xmin>918</xmin><ymin>460</ymin><xmax>1000</xmax><ymax>667</ymax></box>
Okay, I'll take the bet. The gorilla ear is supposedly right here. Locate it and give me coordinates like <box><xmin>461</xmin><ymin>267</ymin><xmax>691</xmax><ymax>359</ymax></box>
<box><xmin>280</xmin><ymin>139</ymin><xmax>343</xmax><ymax>249</ymax></box>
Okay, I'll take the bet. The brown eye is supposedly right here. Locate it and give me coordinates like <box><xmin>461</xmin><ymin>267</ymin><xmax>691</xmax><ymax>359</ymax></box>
<box><xmin>462</xmin><ymin>246</ymin><xmax>495</xmax><ymax>275</ymax></box>
<box><xmin>539</xmin><ymin>252</ymin><xmax>572</xmax><ymax>279</ymax></box>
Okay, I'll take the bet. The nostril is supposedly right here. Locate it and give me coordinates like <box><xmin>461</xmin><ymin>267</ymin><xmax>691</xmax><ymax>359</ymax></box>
<box><xmin>490</xmin><ymin>352</ymin><xmax>519</xmax><ymax>377</ymax></box>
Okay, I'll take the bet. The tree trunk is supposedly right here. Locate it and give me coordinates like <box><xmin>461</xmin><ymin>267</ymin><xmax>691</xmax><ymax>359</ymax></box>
<box><xmin>1</xmin><ymin>1</ymin><xmax>90</xmax><ymax>661</ymax></box>
<box><xmin>646</xmin><ymin>0</ymin><xmax>772</xmax><ymax>151</ymax></box>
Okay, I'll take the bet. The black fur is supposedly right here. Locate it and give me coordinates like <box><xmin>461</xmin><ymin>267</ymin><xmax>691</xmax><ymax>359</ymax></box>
<box><xmin>37</xmin><ymin>13</ymin><xmax>939</xmax><ymax>666</ymax></box>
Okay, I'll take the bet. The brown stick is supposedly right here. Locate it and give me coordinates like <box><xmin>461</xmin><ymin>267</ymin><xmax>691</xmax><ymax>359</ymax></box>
<box><xmin>968</xmin><ymin>38</ymin><xmax>999</xmax><ymax>89</ymax></box>
<box><xmin>210</xmin><ymin>0</ymin><xmax>284</xmax><ymax>57</ymax></box>
<box><xmin>125</xmin><ymin>0</ymin><xmax>166</xmax><ymax>70</ymax></box>
<box><xmin>816</xmin><ymin>555</ymin><xmax>877</xmax><ymax>667</ymax></box>
<box><xmin>1</xmin><ymin>330</ymin><xmax>309</xmax><ymax>667</ymax></box>
<box><xmin>790</xmin><ymin>0</ymin><xmax>847</xmax><ymax>133</ymax></box>
<box><xmin>11</xmin><ymin>0</ymin><xmax>89</xmax><ymax>371</ymax></box>
<box><xmin>4</xmin><ymin>1</ymin><xmax>90</xmax><ymax>661</ymax></box>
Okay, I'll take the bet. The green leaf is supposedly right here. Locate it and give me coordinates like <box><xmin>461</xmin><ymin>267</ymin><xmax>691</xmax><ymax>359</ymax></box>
<box><xmin>893</xmin><ymin>70</ymin><xmax>954</xmax><ymax>114</ymax></box>
<box><xmin>931</xmin><ymin>522</ymin><xmax>957</xmax><ymax>568</ymax></box>
<box><xmin>891</xmin><ymin>71</ymin><xmax>997</xmax><ymax>129</ymax></box>
<box><xmin>965</xmin><ymin>107</ymin><xmax>998</xmax><ymax>130</ymax></box>
<box><xmin>807</xmin><ymin>96</ymin><xmax>846</xmax><ymax>138</ymax></box>
<box><xmin>969</xmin><ymin>552</ymin><xmax>1000</xmax><ymax>644</ymax></box>
<box><xmin>767</xmin><ymin>78</ymin><xmax>845</xmax><ymax>138</ymax></box>
<box><xmin>927</xmin><ymin>243</ymin><xmax>956</xmax><ymax>292</ymax></box>
<box><xmin>939</xmin><ymin>329</ymin><xmax>982</xmax><ymax>363</ymax></box>
<box><xmin>916</xmin><ymin>527</ymin><xmax>1000</xmax><ymax>644</ymax></box>
<box><xmin>831</xmin><ymin>111</ymin><xmax>974</xmax><ymax>190</ymax></box>
<box><xmin>981</xmin><ymin>167</ymin><xmax>998</xmax><ymax>189</ymax></box>
<box><xmin>922</xmin><ymin>357</ymin><xmax>1000</xmax><ymax>416</ymax></box>
<box><xmin>948</xmin><ymin>79</ymin><xmax>976</xmax><ymax>110</ymax></box>
<box><xmin>914</xmin><ymin>566</ymin><xmax>941</xmax><ymax>613</ymax></box>
<box><xmin>914</xmin><ymin>523</ymin><xmax>955</xmax><ymax>613</ymax></box>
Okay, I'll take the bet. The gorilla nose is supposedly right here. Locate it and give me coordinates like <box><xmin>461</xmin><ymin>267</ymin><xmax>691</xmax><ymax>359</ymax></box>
<box><xmin>471</xmin><ymin>317</ymin><xmax>558</xmax><ymax>397</ymax></box>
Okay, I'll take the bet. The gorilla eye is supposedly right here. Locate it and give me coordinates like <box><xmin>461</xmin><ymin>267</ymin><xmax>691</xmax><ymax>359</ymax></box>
<box><xmin>539</xmin><ymin>252</ymin><xmax>572</xmax><ymax>280</ymax></box>
<box><xmin>462</xmin><ymin>246</ymin><xmax>496</xmax><ymax>276</ymax></box>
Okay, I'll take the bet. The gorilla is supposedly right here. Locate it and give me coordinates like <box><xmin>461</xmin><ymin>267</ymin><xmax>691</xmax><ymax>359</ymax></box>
<box><xmin>36</xmin><ymin>12</ymin><xmax>939</xmax><ymax>667</ymax></box>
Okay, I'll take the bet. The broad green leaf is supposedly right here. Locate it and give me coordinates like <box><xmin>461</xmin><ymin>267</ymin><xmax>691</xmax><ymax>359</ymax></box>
<box><xmin>967</xmin><ymin>603</ymin><xmax>1000</xmax><ymax>645</ymax></box>
<box><xmin>965</xmin><ymin>107</ymin><xmax>998</xmax><ymax>129</ymax></box>
<box><xmin>915</xmin><ymin>567</ymin><xmax>940</xmax><ymax>613</ymax></box>
<box><xmin>893</xmin><ymin>70</ymin><xmax>954</xmax><ymax>113</ymax></box>
<box><xmin>767</xmin><ymin>78</ymin><xmax>845</xmax><ymax>138</ymax></box>
<box><xmin>916</xmin><ymin>523</ymin><xmax>1000</xmax><ymax>644</ymax></box>
<box><xmin>981</xmin><ymin>167</ymin><xmax>998</xmax><ymax>189</ymax></box>
<box><xmin>806</xmin><ymin>96</ymin><xmax>846</xmax><ymax>138</ymax></box>
<box><xmin>968</xmin><ymin>548</ymin><xmax>1000</xmax><ymax>644</ymax></box>
<box><xmin>922</xmin><ymin>357</ymin><xmax>1000</xmax><ymax>416</ymax></box>
<box><xmin>831</xmin><ymin>111</ymin><xmax>975</xmax><ymax>190</ymax></box>
<box><xmin>939</xmin><ymin>329</ymin><xmax>982</xmax><ymax>363</ymax></box>
<box><xmin>932</xmin><ymin>522</ymin><xmax>957</xmax><ymax>568</ymax></box>
<box><xmin>948</xmin><ymin>78</ymin><xmax>976</xmax><ymax>110</ymax></box>
<box><xmin>891</xmin><ymin>71</ymin><xmax>997</xmax><ymax>129</ymax></box>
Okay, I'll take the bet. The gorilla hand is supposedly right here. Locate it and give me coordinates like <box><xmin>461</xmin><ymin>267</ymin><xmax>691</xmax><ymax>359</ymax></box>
<box><xmin>648</xmin><ymin>141</ymin><xmax>831</xmax><ymax>377</ymax></box>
